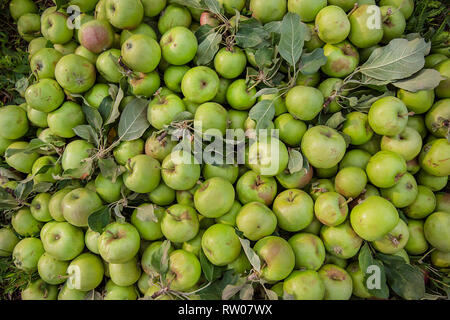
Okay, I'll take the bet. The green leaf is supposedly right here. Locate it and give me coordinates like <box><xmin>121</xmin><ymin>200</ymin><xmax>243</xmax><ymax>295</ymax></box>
<box><xmin>239</xmin><ymin>284</ymin><xmax>254</xmax><ymax>300</ymax></box>
<box><xmin>358</xmin><ymin>243</ymin><xmax>389</xmax><ymax>299</ymax></box>
<box><xmin>14</xmin><ymin>77</ymin><xmax>28</xmax><ymax>96</ymax></box>
<box><xmin>197</xmin><ymin>270</ymin><xmax>239</xmax><ymax>300</ymax></box>
<box><xmin>105</xmin><ymin>81</ymin><xmax>126</xmax><ymax>125</ymax></box>
<box><xmin>172</xmin><ymin>111</ymin><xmax>194</xmax><ymax>122</ymax></box>
<box><xmin>196</xmin><ymin>32</ymin><xmax>222</xmax><ymax>66</ymax></box>
<box><xmin>195</xmin><ymin>24</ymin><xmax>214</xmax><ymax>43</ymax></box>
<box><xmin>97</xmin><ymin>96</ymin><xmax>114</xmax><ymax>125</ymax></box>
<box><xmin>87</xmin><ymin>206</ymin><xmax>110</xmax><ymax>233</ymax></box>
<box><xmin>0</xmin><ymin>168</ymin><xmax>22</xmax><ymax>181</ymax></box>
<box><xmin>238</xmin><ymin>237</ymin><xmax>261</xmax><ymax>272</ymax></box>
<box><xmin>117</xmin><ymin>98</ymin><xmax>150</xmax><ymax>141</ymax></box>
<box><xmin>287</xmin><ymin>149</ymin><xmax>304</xmax><ymax>174</ymax></box>
<box><xmin>359</xmin><ymin>38</ymin><xmax>431</xmax><ymax>82</ymax></box>
<box><xmin>299</xmin><ymin>48</ymin><xmax>327</xmax><ymax>75</ymax></box>
<box><xmin>376</xmin><ymin>253</ymin><xmax>425</xmax><ymax>300</ymax></box>
<box><xmin>73</xmin><ymin>125</ymin><xmax>100</xmax><ymax>147</ymax></box>
<box><xmin>325</xmin><ymin>112</ymin><xmax>346</xmax><ymax>129</ymax></box>
<box><xmin>222</xmin><ymin>278</ymin><xmax>247</xmax><ymax>300</ymax></box>
<box><xmin>151</xmin><ymin>240</ymin><xmax>171</xmax><ymax>276</ymax></box>
<box><xmin>264</xmin><ymin>21</ymin><xmax>282</xmax><ymax>34</ymax></box>
<box><xmin>235</xmin><ymin>19</ymin><xmax>270</xmax><ymax>48</ymax></box>
<box><xmin>249</xmin><ymin>100</ymin><xmax>276</xmax><ymax>130</ymax></box>
<box><xmin>98</xmin><ymin>158</ymin><xmax>123</xmax><ymax>182</ymax></box>
<box><xmin>14</xmin><ymin>180</ymin><xmax>33</xmax><ymax>200</ymax></box>
<box><xmin>135</xmin><ymin>204</ymin><xmax>158</xmax><ymax>223</ymax></box>
<box><xmin>204</xmin><ymin>0</ymin><xmax>222</xmax><ymax>15</ymax></box>
<box><xmin>393</xmin><ymin>69</ymin><xmax>446</xmax><ymax>92</ymax></box>
<box><xmin>82</xmin><ymin>105</ymin><xmax>103</xmax><ymax>133</ymax></box>
<box><xmin>255</xmin><ymin>47</ymin><xmax>274</xmax><ymax>68</ymax></box>
<box><xmin>199</xmin><ymin>250</ymin><xmax>222</xmax><ymax>282</ymax></box>
<box><xmin>278</xmin><ymin>13</ymin><xmax>308</xmax><ymax>67</ymax></box>
<box><xmin>4</xmin><ymin>139</ymin><xmax>46</xmax><ymax>157</ymax></box>
<box><xmin>170</xmin><ymin>0</ymin><xmax>206</xmax><ymax>10</ymax></box>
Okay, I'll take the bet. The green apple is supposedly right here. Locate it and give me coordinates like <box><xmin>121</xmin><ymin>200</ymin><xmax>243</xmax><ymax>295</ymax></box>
<box><xmin>30</xmin><ymin>48</ymin><xmax>62</xmax><ymax>79</ymax></box>
<box><xmin>227</xmin><ymin>251</ymin><xmax>252</xmax><ymax>275</ymax></box>
<box><xmin>161</xmin><ymin>150</ymin><xmax>201</xmax><ymax>191</ymax></box>
<box><xmin>11</xmin><ymin>207</ymin><xmax>43</xmax><ymax>237</ymax></box>
<box><xmin>161</xmin><ymin>204</ymin><xmax>199</xmax><ymax>243</ymax></box>
<box><xmin>381</xmin><ymin>127</ymin><xmax>422</xmax><ymax>162</ymax></box>
<box><xmin>226</xmin><ymin>109</ymin><xmax>247</xmax><ymax>129</ymax></box>
<box><xmin>381</xmin><ymin>5</ymin><xmax>406</xmax><ymax>43</ymax></box>
<box><xmin>96</xmin><ymin>49</ymin><xmax>122</xmax><ymax>83</ymax></box>
<box><xmin>321</xmin><ymin>221</ymin><xmax>363</xmax><ymax>259</ymax></box>
<box><xmin>53</xmin><ymin>41</ymin><xmax>78</xmax><ymax>55</ymax></box>
<box><xmin>61</xmin><ymin>187</ymin><xmax>103</xmax><ymax>227</ymax></box>
<box><xmin>41</xmin><ymin>12</ymin><xmax>73</xmax><ymax>44</ymax></box>
<box><xmin>122</xmin><ymin>34</ymin><xmax>161</xmax><ymax>74</ymax></box>
<box><xmin>288</xmin><ymin>0</ymin><xmax>326</xmax><ymax>22</ymax></box>
<box><xmin>328</xmin><ymin>0</ymin><xmax>358</xmax><ymax>11</ymax></box>
<box><xmin>130</xmin><ymin>204</ymin><xmax>164</xmax><ymax>241</ymax></box>
<box><xmin>67</xmin><ymin>252</ymin><xmax>104</xmax><ymax>291</ymax></box>
<box><xmin>94</xmin><ymin>174</ymin><xmax>123</xmax><ymax>203</ymax></box>
<box><xmin>123</xmin><ymin>154</ymin><xmax>161</xmax><ymax>194</ymax></box>
<box><xmin>419</xmin><ymin>139</ymin><xmax>450</xmax><ymax>177</ymax></box>
<box><xmin>217</xmin><ymin>0</ymin><xmax>245</xmax><ymax>15</ymax></box>
<box><xmin>254</xmin><ymin>236</ymin><xmax>295</xmax><ymax>282</ymax></box>
<box><xmin>248</xmin><ymin>137</ymin><xmax>289</xmax><ymax>176</ymax></box>
<box><xmin>26</xmin><ymin>104</ymin><xmax>47</xmax><ymax>128</ymax></box>
<box><xmin>202</xmin><ymin>164</ymin><xmax>239</xmax><ymax>184</ymax></box>
<box><xmin>160</xmin><ymin>26</ymin><xmax>198</xmax><ymax>66</ymax></box>
<box><xmin>214</xmin><ymin>47</ymin><xmax>247</xmax><ymax>79</ymax></box>
<box><xmin>42</xmin><ymin>221</ymin><xmax>85</xmax><ymax>261</ymax></box>
<box><xmin>425</xmin><ymin>99</ymin><xmax>450</xmax><ymax>138</ymax></box>
<box><xmin>25</xmin><ymin>78</ymin><xmax>65</xmax><ymax>112</ymax></box>
<box><xmin>37</xmin><ymin>252</ymin><xmax>69</xmax><ymax>285</ymax></box>
<box><xmin>141</xmin><ymin>241</ymin><xmax>174</xmax><ymax>275</ymax></box>
<box><xmin>398</xmin><ymin>89</ymin><xmax>435</xmax><ymax>115</ymax></box>
<box><xmin>404</xmin><ymin>219</ymin><xmax>428</xmax><ymax>255</ymax></box>
<box><xmin>368</xmin><ymin>96</ymin><xmax>409</xmax><ymax>136</ymax></box>
<box><xmin>17</xmin><ymin>13</ymin><xmax>41</xmax><ymax>41</ymax></box>
<box><xmin>104</xmin><ymin>280</ymin><xmax>138</xmax><ymax>300</ymax></box>
<box><xmin>348</xmin><ymin>4</ymin><xmax>383</xmax><ymax>48</ymax></box>
<box><xmin>182</xmin><ymin>230</ymin><xmax>204</xmax><ymax>257</ymax></box>
<box><xmin>288</xmin><ymin>233</ymin><xmax>325</xmax><ymax>270</ymax></box>
<box><xmin>346</xmin><ymin>262</ymin><xmax>372</xmax><ymax>298</ymax></box>
<box><xmin>5</xmin><ymin>141</ymin><xmax>40</xmax><ymax>174</ymax></box>
<box><xmin>314</xmin><ymin>192</ymin><xmax>349</xmax><ymax>226</ymax></box>
<box><xmin>236</xmin><ymin>171</ymin><xmax>277</xmax><ymax>206</ymax></box>
<box><xmin>141</xmin><ymin>0</ymin><xmax>166</xmax><ymax>17</ymax></box>
<box><xmin>249</xmin><ymin>0</ymin><xmax>286</xmax><ymax>23</ymax></box>
<box><xmin>113</xmin><ymin>139</ymin><xmax>144</xmax><ymax>165</ymax></box>
<box><xmin>342</xmin><ymin>112</ymin><xmax>373</xmax><ymax>145</ymax></box>
<box><xmin>0</xmin><ymin>228</ymin><xmax>19</xmax><ymax>257</ymax></box>
<box><xmin>48</xmin><ymin>101</ymin><xmax>86</xmax><ymax>138</ymax></box>
<box><xmin>379</xmin><ymin>0</ymin><xmax>414</xmax><ymax>19</ymax></box>
<box><xmin>84</xmin><ymin>83</ymin><xmax>109</xmax><ymax>108</ymax></box>
<box><xmin>339</xmin><ymin>149</ymin><xmax>371</xmax><ymax>170</ymax></box>
<box><xmin>109</xmin><ymin>256</ymin><xmax>141</xmax><ymax>286</ymax></box>
<box><xmin>201</xmin><ymin>224</ymin><xmax>241</xmax><ymax>266</ymax></box>
<box><xmin>28</xmin><ymin>37</ymin><xmax>47</xmax><ymax>58</ymax></box>
<box><xmin>194</xmin><ymin>102</ymin><xmax>228</xmax><ymax>135</ymax></box>
<box><xmin>48</xmin><ymin>187</ymin><xmax>76</xmax><ymax>222</ymax></box>
<box><xmin>350</xmin><ymin>196</ymin><xmax>399</xmax><ymax>241</ymax></box>
<box><xmin>315</xmin><ymin>5</ymin><xmax>350</xmax><ymax>44</ymax></box>
<box><xmin>404</xmin><ymin>185</ymin><xmax>436</xmax><ymax>219</ymax></box>
<box><xmin>286</xmin><ymin>85</ymin><xmax>324</xmax><ymax>121</ymax></box>
<box><xmin>13</xmin><ymin>237</ymin><xmax>44</xmax><ymax>272</ymax></box>
<box><xmin>165</xmin><ymin>249</ymin><xmax>201</xmax><ymax>292</ymax></box>
<box><xmin>98</xmin><ymin>222</ymin><xmax>140</xmax><ymax>264</ymax></box>
<box><xmin>194</xmin><ymin>177</ymin><xmax>235</xmax><ymax>218</ymax></box>
<box><xmin>436</xmin><ymin>193</ymin><xmax>450</xmax><ymax>213</ymax></box>
<box><xmin>144</xmin><ymin>133</ymin><xmax>176</xmax><ymax>163</ymax></box>
<box><xmin>120</xmin><ymin>23</ymin><xmax>157</xmax><ymax>47</ymax></box>
<box><xmin>84</xmin><ymin>228</ymin><xmax>100</xmax><ymax>254</ymax></box>
<box><xmin>55</xmin><ymin>54</ymin><xmax>96</xmax><ymax>93</ymax></box>
<box><xmin>372</xmin><ymin>219</ymin><xmax>409</xmax><ymax>254</ymax></box>
<box><xmin>0</xmin><ymin>105</ymin><xmax>29</xmax><ymax>139</ymax></box>
<box><xmin>430</xmin><ymin>250</ymin><xmax>450</xmax><ymax>268</ymax></box>
<box><xmin>274</xmin><ymin>113</ymin><xmax>307</xmax><ymax>147</ymax></box>
<box><xmin>322</xmin><ymin>41</ymin><xmax>359</xmax><ymax>78</ymax></box>
<box><xmin>157</xmin><ymin>4</ymin><xmax>192</xmax><ymax>35</ymax></box>
<box><xmin>366</xmin><ymin>151</ymin><xmax>407</xmax><ymax>188</ymax></box>
<box><xmin>236</xmin><ymin>202</ymin><xmax>277</xmax><ymax>241</ymax></box>
<box><xmin>417</xmin><ymin>170</ymin><xmax>448</xmax><ymax>192</ymax></box>
<box><xmin>381</xmin><ymin>172</ymin><xmax>418</xmax><ymax>208</ymax></box>
<box><xmin>62</xmin><ymin>139</ymin><xmax>95</xmax><ymax>179</ymax></box>
<box><xmin>105</xmin><ymin>0</ymin><xmax>143</xmax><ymax>29</ymax></box>
<box><xmin>424</xmin><ymin>211</ymin><xmax>450</xmax><ymax>252</ymax></box>
<box><xmin>318</xmin><ymin>264</ymin><xmax>353</xmax><ymax>300</ymax></box>
<box><xmin>148</xmin><ymin>94</ymin><xmax>186</xmax><ymax>130</ymax></box>
<box><xmin>182</xmin><ymin>66</ymin><xmax>220</xmax><ymax>104</ymax></box>
<box><xmin>22</xmin><ymin>279</ymin><xmax>57</xmax><ymax>300</ymax></box>
<box><xmin>30</xmin><ymin>193</ymin><xmax>52</xmax><ymax>222</ymax></box>
<box><xmin>335</xmin><ymin>166</ymin><xmax>367</xmax><ymax>198</ymax></box>
<box><xmin>79</xmin><ymin>19</ymin><xmax>114</xmax><ymax>54</ymax></box>
<box><xmin>273</xmin><ymin>189</ymin><xmax>314</xmax><ymax>232</ymax></box>
<box><xmin>226</xmin><ymin>79</ymin><xmax>257</xmax><ymax>110</ymax></box>
<box><xmin>164</xmin><ymin>66</ymin><xmax>189</xmax><ymax>93</ymax></box>
<box><xmin>9</xmin><ymin>0</ymin><xmax>38</xmax><ymax>20</ymax></box>
<box><xmin>301</xmin><ymin>125</ymin><xmax>347</xmax><ymax>169</ymax></box>
<box><xmin>283</xmin><ymin>270</ymin><xmax>325</xmax><ymax>300</ymax></box>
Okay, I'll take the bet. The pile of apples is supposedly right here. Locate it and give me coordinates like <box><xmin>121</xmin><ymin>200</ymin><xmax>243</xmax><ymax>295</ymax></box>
<box><xmin>0</xmin><ymin>0</ymin><xmax>449</xmax><ymax>300</ymax></box>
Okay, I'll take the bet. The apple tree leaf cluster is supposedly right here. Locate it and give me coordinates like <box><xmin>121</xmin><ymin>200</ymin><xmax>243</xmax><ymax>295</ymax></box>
<box><xmin>0</xmin><ymin>0</ymin><xmax>449</xmax><ymax>301</ymax></box>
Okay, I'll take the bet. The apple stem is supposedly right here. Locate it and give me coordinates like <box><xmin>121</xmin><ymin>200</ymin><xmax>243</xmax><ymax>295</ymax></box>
<box><xmin>347</xmin><ymin>3</ymin><xmax>359</xmax><ymax>17</ymax></box>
